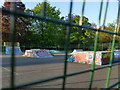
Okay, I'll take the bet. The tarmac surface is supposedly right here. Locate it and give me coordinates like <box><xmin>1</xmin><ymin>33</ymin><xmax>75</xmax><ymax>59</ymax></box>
<box><xmin>2</xmin><ymin>54</ymin><xmax>119</xmax><ymax>88</ymax></box>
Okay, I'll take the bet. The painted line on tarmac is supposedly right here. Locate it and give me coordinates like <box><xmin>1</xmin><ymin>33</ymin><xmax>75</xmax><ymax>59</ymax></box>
<box><xmin>2</xmin><ymin>67</ymin><xmax>63</xmax><ymax>78</ymax></box>
<box><xmin>2</xmin><ymin>67</ymin><xmax>19</xmax><ymax>75</ymax></box>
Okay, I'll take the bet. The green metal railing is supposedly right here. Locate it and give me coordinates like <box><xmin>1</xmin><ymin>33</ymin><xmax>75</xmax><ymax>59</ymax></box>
<box><xmin>1</xmin><ymin>0</ymin><xmax>120</xmax><ymax>89</ymax></box>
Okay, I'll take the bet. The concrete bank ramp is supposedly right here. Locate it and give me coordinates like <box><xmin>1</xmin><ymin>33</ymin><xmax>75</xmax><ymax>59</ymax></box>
<box><xmin>24</xmin><ymin>49</ymin><xmax>53</xmax><ymax>58</ymax></box>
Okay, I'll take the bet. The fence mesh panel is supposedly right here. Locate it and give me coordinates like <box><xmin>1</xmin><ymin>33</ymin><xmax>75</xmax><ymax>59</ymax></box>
<box><xmin>1</xmin><ymin>0</ymin><xmax>120</xmax><ymax>89</ymax></box>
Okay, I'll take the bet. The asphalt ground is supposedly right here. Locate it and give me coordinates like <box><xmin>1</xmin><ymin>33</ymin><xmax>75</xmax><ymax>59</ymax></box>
<box><xmin>2</xmin><ymin>54</ymin><xmax>119</xmax><ymax>88</ymax></box>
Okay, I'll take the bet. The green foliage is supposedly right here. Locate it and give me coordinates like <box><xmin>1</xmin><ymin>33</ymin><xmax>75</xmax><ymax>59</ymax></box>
<box><xmin>99</xmin><ymin>23</ymin><xmax>115</xmax><ymax>43</ymax></box>
<box><xmin>25</xmin><ymin>2</ymin><xmax>120</xmax><ymax>51</ymax></box>
<box><xmin>26</xmin><ymin>2</ymin><xmax>64</xmax><ymax>46</ymax></box>
<box><xmin>99</xmin><ymin>22</ymin><xmax>120</xmax><ymax>45</ymax></box>
<box><xmin>69</xmin><ymin>15</ymin><xmax>95</xmax><ymax>45</ymax></box>
<box><xmin>107</xmin><ymin>47</ymin><xmax>116</xmax><ymax>51</ymax></box>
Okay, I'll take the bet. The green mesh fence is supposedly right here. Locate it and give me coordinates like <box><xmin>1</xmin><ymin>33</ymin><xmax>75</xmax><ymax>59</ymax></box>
<box><xmin>1</xmin><ymin>0</ymin><xmax>120</xmax><ymax>89</ymax></box>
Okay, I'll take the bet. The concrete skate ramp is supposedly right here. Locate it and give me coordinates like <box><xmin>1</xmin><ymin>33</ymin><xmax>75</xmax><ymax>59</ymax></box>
<box><xmin>24</xmin><ymin>49</ymin><xmax>53</xmax><ymax>58</ymax></box>
<box><xmin>5</xmin><ymin>46</ymin><xmax>24</xmax><ymax>55</ymax></box>
<box><xmin>67</xmin><ymin>51</ymin><xmax>120</xmax><ymax>65</ymax></box>
<box><xmin>114</xmin><ymin>50</ymin><xmax>120</xmax><ymax>61</ymax></box>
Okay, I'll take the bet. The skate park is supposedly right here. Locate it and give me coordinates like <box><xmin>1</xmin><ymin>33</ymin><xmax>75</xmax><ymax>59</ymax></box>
<box><xmin>1</xmin><ymin>0</ymin><xmax>120</xmax><ymax>89</ymax></box>
<box><xmin>2</xmin><ymin>42</ymin><xmax>120</xmax><ymax>88</ymax></box>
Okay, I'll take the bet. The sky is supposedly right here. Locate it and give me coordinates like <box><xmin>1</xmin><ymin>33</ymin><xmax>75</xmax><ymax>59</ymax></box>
<box><xmin>0</xmin><ymin>0</ymin><xmax>119</xmax><ymax>26</ymax></box>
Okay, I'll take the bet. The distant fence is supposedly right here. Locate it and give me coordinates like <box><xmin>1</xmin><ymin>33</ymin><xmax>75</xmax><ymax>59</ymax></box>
<box><xmin>2</xmin><ymin>43</ymin><xmax>120</xmax><ymax>53</ymax></box>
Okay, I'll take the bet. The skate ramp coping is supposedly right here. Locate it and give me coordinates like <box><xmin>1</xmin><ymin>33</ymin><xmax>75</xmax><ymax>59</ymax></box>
<box><xmin>50</xmin><ymin>50</ymin><xmax>62</xmax><ymax>54</ymax></box>
<box><xmin>71</xmin><ymin>49</ymin><xmax>83</xmax><ymax>54</ymax></box>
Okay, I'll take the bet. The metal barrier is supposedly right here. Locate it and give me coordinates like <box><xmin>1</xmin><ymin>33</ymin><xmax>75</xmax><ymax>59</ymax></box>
<box><xmin>1</xmin><ymin>0</ymin><xmax>120</xmax><ymax>89</ymax></box>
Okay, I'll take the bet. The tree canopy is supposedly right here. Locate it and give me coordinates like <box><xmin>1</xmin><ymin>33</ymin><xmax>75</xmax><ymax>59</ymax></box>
<box><xmin>69</xmin><ymin>15</ymin><xmax>95</xmax><ymax>45</ymax></box>
<box><xmin>2</xmin><ymin>0</ymin><xmax>31</xmax><ymax>44</ymax></box>
<box><xmin>26</xmin><ymin>2</ymin><xmax>64</xmax><ymax>46</ymax></box>
<box><xmin>1</xmin><ymin>1</ymin><xmax>120</xmax><ymax>50</ymax></box>
<box><xmin>99</xmin><ymin>22</ymin><xmax>120</xmax><ymax>44</ymax></box>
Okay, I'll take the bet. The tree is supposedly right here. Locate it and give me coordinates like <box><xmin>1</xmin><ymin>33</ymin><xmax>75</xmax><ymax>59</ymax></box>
<box><xmin>2</xmin><ymin>0</ymin><xmax>31</xmax><ymax>44</ymax></box>
<box><xmin>69</xmin><ymin>15</ymin><xmax>95</xmax><ymax>48</ymax></box>
<box><xmin>98</xmin><ymin>21</ymin><xmax>120</xmax><ymax>50</ymax></box>
<box><xmin>27</xmin><ymin>2</ymin><xmax>64</xmax><ymax>47</ymax></box>
<box><xmin>98</xmin><ymin>22</ymin><xmax>119</xmax><ymax>43</ymax></box>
